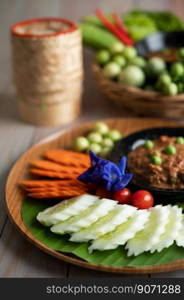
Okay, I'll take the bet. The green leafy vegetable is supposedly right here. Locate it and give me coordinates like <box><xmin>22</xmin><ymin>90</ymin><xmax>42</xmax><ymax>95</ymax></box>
<box><xmin>123</xmin><ymin>10</ymin><xmax>184</xmax><ymax>41</ymax></box>
<box><xmin>22</xmin><ymin>198</ymin><xmax>184</xmax><ymax>268</ymax></box>
<box><xmin>123</xmin><ymin>11</ymin><xmax>157</xmax><ymax>41</ymax></box>
<box><xmin>142</xmin><ymin>10</ymin><xmax>184</xmax><ymax>32</ymax></box>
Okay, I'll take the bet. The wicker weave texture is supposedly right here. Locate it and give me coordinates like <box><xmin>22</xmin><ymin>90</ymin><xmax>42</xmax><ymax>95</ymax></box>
<box><xmin>11</xmin><ymin>23</ymin><xmax>83</xmax><ymax>126</ymax></box>
<box><xmin>93</xmin><ymin>64</ymin><xmax>184</xmax><ymax>119</ymax></box>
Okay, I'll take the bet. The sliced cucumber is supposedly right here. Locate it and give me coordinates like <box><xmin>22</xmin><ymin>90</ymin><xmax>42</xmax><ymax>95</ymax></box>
<box><xmin>36</xmin><ymin>194</ymin><xmax>99</xmax><ymax>226</ymax></box>
<box><xmin>51</xmin><ymin>198</ymin><xmax>117</xmax><ymax>234</ymax></box>
<box><xmin>150</xmin><ymin>205</ymin><xmax>182</xmax><ymax>253</ymax></box>
<box><xmin>126</xmin><ymin>205</ymin><xmax>170</xmax><ymax>256</ymax></box>
<box><xmin>70</xmin><ymin>204</ymin><xmax>137</xmax><ymax>242</ymax></box>
<box><xmin>176</xmin><ymin>215</ymin><xmax>184</xmax><ymax>247</ymax></box>
<box><xmin>88</xmin><ymin>210</ymin><xmax>150</xmax><ymax>253</ymax></box>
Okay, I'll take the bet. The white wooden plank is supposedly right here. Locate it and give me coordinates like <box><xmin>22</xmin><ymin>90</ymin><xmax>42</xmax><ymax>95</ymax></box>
<box><xmin>0</xmin><ymin>91</ymin><xmax>35</xmax><ymax>230</ymax></box>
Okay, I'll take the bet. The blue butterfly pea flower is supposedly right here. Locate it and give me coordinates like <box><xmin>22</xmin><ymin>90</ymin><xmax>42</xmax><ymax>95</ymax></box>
<box><xmin>78</xmin><ymin>151</ymin><xmax>133</xmax><ymax>192</ymax></box>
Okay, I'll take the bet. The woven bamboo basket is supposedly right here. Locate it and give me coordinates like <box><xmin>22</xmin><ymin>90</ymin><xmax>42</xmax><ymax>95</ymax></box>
<box><xmin>93</xmin><ymin>64</ymin><xmax>184</xmax><ymax>119</ymax></box>
<box><xmin>11</xmin><ymin>18</ymin><xmax>83</xmax><ymax>126</ymax></box>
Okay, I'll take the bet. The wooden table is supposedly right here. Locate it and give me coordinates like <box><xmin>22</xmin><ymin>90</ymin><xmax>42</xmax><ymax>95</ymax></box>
<box><xmin>1</xmin><ymin>0</ymin><xmax>184</xmax><ymax>278</ymax></box>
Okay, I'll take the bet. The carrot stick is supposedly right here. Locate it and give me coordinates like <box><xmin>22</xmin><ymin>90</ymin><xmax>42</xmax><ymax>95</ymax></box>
<box><xmin>30</xmin><ymin>160</ymin><xmax>86</xmax><ymax>175</ymax></box>
<box><xmin>20</xmin><ymin>179</ymin><xmax>86</xmax><ymax>188</ymax></box>
<box><xmin>44</xmin><ymin>149</ymin><xmax>90</xmax><ymax>168</ymax></box>
<box><xmin>30</xmin><ymin>168</ymin><xmax>79</xmax><ymax>179</ymax></box>
<box><xmin>28</xmin><ymin>189</ymin><xmax>87</xmax><ymax>199</ymax></box>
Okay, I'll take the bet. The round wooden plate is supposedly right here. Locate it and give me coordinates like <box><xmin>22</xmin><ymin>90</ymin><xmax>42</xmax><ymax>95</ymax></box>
<box><xmin>5</xmin><ymin>117</ymin><xmax>184</xmax><ymax>274</ymax></box>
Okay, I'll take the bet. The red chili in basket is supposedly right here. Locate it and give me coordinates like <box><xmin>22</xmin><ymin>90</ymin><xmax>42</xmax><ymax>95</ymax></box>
<box><xmin>95</xmin><ymin>9</ymin><xmax>134</xmax><ymax>45</ymax></box>
<box><xmin>112</xmin><ymin>13</ymin><xmax>133</xmax><ymax>43</ymax></box>
<box><xmin>112</xmin><ymin>13</ymin><xmax>131</xmax><ymax>39</ymax></box>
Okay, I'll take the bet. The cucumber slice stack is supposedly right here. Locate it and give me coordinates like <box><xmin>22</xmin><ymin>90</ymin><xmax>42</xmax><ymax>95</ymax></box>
<box><xmin>37</xmin><ymin>194</ymin><xmax>184</xmax><ymax>256</ymax></box>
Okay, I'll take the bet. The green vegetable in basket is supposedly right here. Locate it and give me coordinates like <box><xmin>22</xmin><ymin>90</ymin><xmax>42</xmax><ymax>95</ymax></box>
<box><xmin>177</xmin><ymin>82</ymin><xmax>184</xmax><ymax>94</ymax></box>
<box><xmin>118</xmin><ymin>65</ymin><xmax>145</xmax><ymax>87</ymax></box>
<box><xmin>80</xmin><ymin>10</ymin><xmax>184</xmax><ymax>50</ymax></box>
<box><xmin>147</xmin><ymin>11</ymin><xmax>184</xmax><ymax>32</ymax></box>
<box><xmin>123</xmin><ymin>12</ymin><xmax>157</xmax><ymax>41</ymax></box>
<box><xmin>110</xmin><ymin>42</ymin><xmax>125</xmax><ymax>54</ymax></box>
<box><xmin>158</xmin><ymin>73</ymin><xmax>172</xmax><ymax>85</ymax></box>
<box><xmin>79</xmin><ymin>23</ymin><xmax>119</xmax><ymax>49</ymax></box>
<box><xmin>163</xmin><ymin>82</ymin><xmax>178</xmax><ymax>96</ymax></box>
<box><xmin>146</xmin><ymin>57</ymin><xmax>166</xmax><ymax>77</ymax></box>
<box><xmin>171</xmin><ymin>62</ymin><xmax>184</xmax><ymax>78</ymax></box>
<box><xmin>123</xmin><ymin>10</ymin><xmax>183</xmax><ymax>41</ymax></box>
<box><xmin>113</xmin><ymin>55</ymin><xmax>126</xmax><ymax>68</ymax></box>
<box><xmin>130</xmin><ymin>56</ymin><xmax>146</xmax><ymax>68</ymax></box>
<box><xmin>156</xmin><ymin>73</ymin><xmax>172</xmax><ymax>91</ymax></box>
<box><xmin>178</xmin><ymin>48</ymin><xmax>184</xmax><ymax>60</ymax></box>
<box><xmin>96</xmin><ymin>50</ymin><xmax>111</xmax><ymax>64</ymax></box>
<box><xmin>103</xmin><ymin>62</ymin><xmax>121</xmax><ymax>79</ymax></box>
<box><xmin>123</xmin><ymin>46</ymin><xmax>137</xmax><ymax>60</ymax></box>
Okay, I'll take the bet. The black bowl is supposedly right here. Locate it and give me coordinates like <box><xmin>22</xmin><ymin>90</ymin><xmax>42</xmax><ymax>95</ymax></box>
<box><xmin>136</xmin><ymin>31</ymin><xmax>184</xmax><ymax>57</ymax></box>
<box><xmin>110</xmin><ymin>127</ymin><xmax>184</xmax><ymax>203</ymax></box>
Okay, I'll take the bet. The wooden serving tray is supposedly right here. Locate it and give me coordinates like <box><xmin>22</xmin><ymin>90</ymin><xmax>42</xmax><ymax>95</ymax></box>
<box><xmin>5</xmin><ymin>117</ymin><xmax>184</xmax><ymax>274</ymax></box>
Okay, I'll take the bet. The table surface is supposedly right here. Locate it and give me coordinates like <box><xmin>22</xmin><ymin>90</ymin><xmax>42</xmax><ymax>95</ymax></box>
<box><xmin>1</xmin><ymin>0</ymin><xmax>184</xmax><ymax>278</ymax></box>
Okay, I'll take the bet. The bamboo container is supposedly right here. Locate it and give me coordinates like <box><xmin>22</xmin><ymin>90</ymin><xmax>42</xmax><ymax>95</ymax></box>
<box><xmin>11</xmin><ymin>18</ymin><xmax>83</xmax><ymax>126</ymax></box>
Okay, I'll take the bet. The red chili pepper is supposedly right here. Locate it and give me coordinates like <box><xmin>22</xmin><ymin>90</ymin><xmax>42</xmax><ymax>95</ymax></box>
<box><xmin>112</xmin><ymin>13</ymin><xmax>130</xmax><ymax>37</ymax></box>
<box><xmin>95</xmin><ymin>9</ymin><xmax>134</xmax><ymax>45</ymax></box>
<box><xmin>112</xmin><ymin>13</ymin><xmax>134</xmax><ymax>45</ymax></box>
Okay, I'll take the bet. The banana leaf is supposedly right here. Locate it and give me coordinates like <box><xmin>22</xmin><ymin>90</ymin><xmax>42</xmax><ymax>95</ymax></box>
<box><xmin>21</xmin><ymin>198</ymin><xmax>184</xmax><ymax>267</ymax></box>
